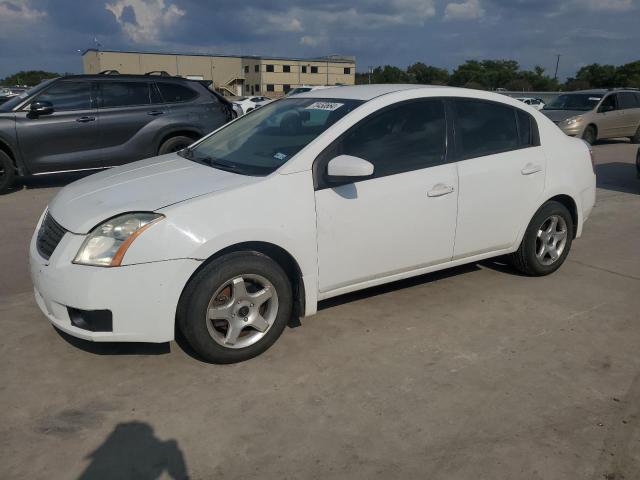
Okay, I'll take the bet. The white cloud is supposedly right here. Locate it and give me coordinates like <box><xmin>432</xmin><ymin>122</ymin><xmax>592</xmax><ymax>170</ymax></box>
<box><xmin>444</xmin><ymin>0</ymin><xmax>485</xmax><ymax>21</ymax></box>
<box><xmin>300</xmin><ymin>35</ymin><xmax>321</xmax><ymax>47</ymax></box>
<box><xmin>105</xmin><ymin>0</ymin><xmax>185</xmax><ymax>43</ymax></box>
<box><xmin>0</xmin><ymin>1</ymin><xmax>46</xmax><ymax>37</ymax></box>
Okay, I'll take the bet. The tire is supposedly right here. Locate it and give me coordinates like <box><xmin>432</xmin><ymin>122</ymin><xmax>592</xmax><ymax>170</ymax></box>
<box><xmin>0</xmin><ymin>150</ymin><xmax>16</xmax><ymax>194</ymax></box>
<box><xmin>158</xmin><ymin>135</ymin><xmax>195</xmax><ymax>155</ymax></box>
<box><xmin>630</xmin><ymin>125</ymin><xmax>640</xmax><ymax>144</ymax></box>
<box><xmin>508</xmin><ymin>201</ymin><xmax>574</xmax><ymax>276</ymax></box>
<box><xmin>582</xmin><ymin>125</ymin><xmax>597</xmax><ymax>145</ymax></box>
<box><xmin>177</xmin><ymin>251</ymin><xmax>292</xmax><ymax>364</ymax></box>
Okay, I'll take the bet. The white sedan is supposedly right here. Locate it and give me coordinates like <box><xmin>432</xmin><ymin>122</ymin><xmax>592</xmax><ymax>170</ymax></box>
<box><xmin>516</xmin><ymin>97</ymin><xmax>546</xmax><ymax>110</ymax></box>
<box><xmin>30</xmin><ymin>85</ymin><xmax>596</xmax><ymax>363</ymax></box>
<box><xmin>233</xmin><ymin>96</ymin><xmax>272</xmax><ymax>115</ymax></box>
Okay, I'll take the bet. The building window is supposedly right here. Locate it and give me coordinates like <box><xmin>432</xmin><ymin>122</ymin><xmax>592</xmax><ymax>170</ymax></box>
<box><xmin>283</xmin><ymin>65</ymin><xmax>291</xmax><ymax>73</ymax></box>
<box><xmin>244</xmin><ymin>65</ymin><xmax>249</xmax><ymax>73</ymax></box>
<box><xmin>301</xmin><ymin>66</ymin><xmax>307</xmax><ymax>73</ymax></box>
<box><xmin>283</xmin><ymin>84</ymin><xmax>291</xmax><ymax>93</ymax></box>
<box><xmin>266</xmin><ymin>64</ymin><xmax>274</xmax><ymax>72</ymax></box>
<box><xmin>255</xmin><ymin>84</ymin><xmax>260</xmax><ymax>92</ymax></box>
<box><xmin>267</xmin><ymin>84</ymin><xmax>275</xmax><ymax>92</ymax></box>
<box><xmin>254</xmin><ymin>65</ymin><xmax>259</xmax><ymax>72</ymax></box>
<box><xmin>245</xmin><ymin>84</ymin><xmax>250</xmax><ymax>92</ymax></box>
<box><xmin>311</xmin><ymin>66</ymin><xmax>318</xmax><ymax>74</ymax></box>
<box><xmin>344</xmin><ymin>67</ymin><xmax>351</xmax><ymax>75</ymax></box>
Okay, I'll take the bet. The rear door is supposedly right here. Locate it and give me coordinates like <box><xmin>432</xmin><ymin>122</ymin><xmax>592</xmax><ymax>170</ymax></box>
<box><xmin>96</xmin><ymin>79</ymin><xmax>163</xmax><ymax>166</ymax></box>
<box><xmin>452</xmin><ymin>99</ymin><xmax>546</xmax><ymax>259</ymax></box>
<box><xmin>14</xmin><ymin>80</ymin><xmax>100</xmax><ymax>173</ymax></box>
<box><xmin>617</xmin><ymin>92</ymin><xmax>640</xmax><ymax>136</ymax></box>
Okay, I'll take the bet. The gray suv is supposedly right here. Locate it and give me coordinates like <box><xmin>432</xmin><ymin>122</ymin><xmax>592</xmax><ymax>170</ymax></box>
<box><xmin>0</xmin><ymin>74</ymin><xmax>235</xmax><ymax>193</ymax></box>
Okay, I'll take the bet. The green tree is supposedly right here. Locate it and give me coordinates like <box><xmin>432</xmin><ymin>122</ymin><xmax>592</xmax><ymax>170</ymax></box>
<box><xmin>371</xmin><ymin>65</ymin><xmax>409</xmax><ymax>83</ymax></box>
<box><xmin>575</xmin><ymin>63</ymin><xmax>616</xmax><ymax>88</ymax></box>
<box><xmin>450</xmin><ymin>60</ymin><xmax>486</xmax><ymax>87</ymax></box>
<box><xmin>406</xmin><ymin>62</ymin><xmax>449</xmax><ymax>85</ymax></box>
<box><xmin>614</xmin><ymin>60</ymin><xmax>640</xmax><ymax>88</ymax></box>
<box><xmin>563</xmin><ymin>78</ymin><xmax>591</xmax><ymax>91</ymax></box>
<box><xmin>1</xmin><ymin>70</ymin><xmax>59</xmax><ymax>86</ymax></box>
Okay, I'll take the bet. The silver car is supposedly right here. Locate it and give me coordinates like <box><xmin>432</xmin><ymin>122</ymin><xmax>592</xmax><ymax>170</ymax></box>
<box><xmin>542</xmin><ymin>89</ymin><xmax>640</xmax><ymax>144</ymax></box>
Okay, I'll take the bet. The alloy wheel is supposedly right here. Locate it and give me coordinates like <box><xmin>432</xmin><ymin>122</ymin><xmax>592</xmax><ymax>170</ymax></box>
<box><xmin>205</xmin><ymin>274</ymin><xmax>279</xmax><ymax>349</ymax></box>
<box><xmin>535</xmin><ymin>215</ymin><xmax>568</xmax><ymax>266</ymax></box>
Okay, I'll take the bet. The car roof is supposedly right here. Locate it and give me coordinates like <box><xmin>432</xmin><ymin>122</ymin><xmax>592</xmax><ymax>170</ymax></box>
<box><xmin>58</xmin><ymin>74</ymin><xmax>196</xmax><ymax>82</ymax></box>
<box><xmin>293</xmin><ymin>84</ymin><xmax>436</xmax><ymax>101</ymax></box>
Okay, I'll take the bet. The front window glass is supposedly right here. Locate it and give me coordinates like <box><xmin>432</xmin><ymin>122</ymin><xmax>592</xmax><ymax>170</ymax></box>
<box><xmin>181</xmin><ymin>98</ymin><xmax>363</xmax><ymax>175</ymax></box>
<box><xmin>544</xmin><ymin>93</ymin><xmax>602</xmax><ymax>111</ymax></box>
<box><xmin>36</xmin><ymin>81</ymin><xmax>93</xmax><ymax>111</ymax></box>
<box><xmin>0</xmin><ymin>79</ymin><xmax>56</xmax><ymax>111</ymax></box>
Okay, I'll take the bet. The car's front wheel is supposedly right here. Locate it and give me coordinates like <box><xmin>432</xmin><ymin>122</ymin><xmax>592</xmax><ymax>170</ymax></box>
<box><xmin>509</xmin><ymin>201</ymin><xmax>574</xmax><ymax>276</ymax></box>
<box><xmin>158</xmin><ymin>135</ymin><xmax>195</xmax><ymax>155</ymax></box>
<box><xmin>582</xmin><ymin>125</ymin><xmax>597</xmax><ymax>145</ymax></box>
<box><xmin>0</xmin><ymin>150</ymin><xmax>16</xmax><ymax>194</ymax></box>
<box><xmin>177</xmin><ymin>252</ymin><xmax>292</xmax><ymax>363</ymax></box>
<box><xmin>630</xmin><ymin>125</ymin><xmax>640</xmax><ymax>144</ymax></box>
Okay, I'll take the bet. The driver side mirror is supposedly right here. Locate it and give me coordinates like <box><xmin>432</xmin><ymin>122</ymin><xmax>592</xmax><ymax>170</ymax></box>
<box><xmin>30</xmin><ymin>100</ymin><xmax>54</xmax><ymax>116</ymax></box>
<box><xmin>599</xmin><ymin>104</ymin><xmax>614</xmax><ymax>113</ymax></box>
<box><xmin>326</xmin><ymin>155</ymin><xmax>374</xmax><ymax>184</ymax></box>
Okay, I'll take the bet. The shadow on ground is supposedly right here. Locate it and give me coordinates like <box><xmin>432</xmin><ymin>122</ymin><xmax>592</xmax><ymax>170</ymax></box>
<box><xmin>55</xmin><ymin>328</ymin><xmax>171</xmax><ymax>356</ymax></box>
<box><xmin>1</xmin><ymin>171</ymin><xmax>98</xmax><ymax>195</ymax></box>
<box><xmin>78</xmin><ymin>421</ymin><xmax>189</xmax><ymax>480</ymax></box>
<box><xmin>596</xmin><ymin>162</ymin><xmax>640</xmax><ymax>195</ymax></box>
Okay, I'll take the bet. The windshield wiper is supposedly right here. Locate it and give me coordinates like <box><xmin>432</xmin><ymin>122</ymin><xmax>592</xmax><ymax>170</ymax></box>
<box><xmin>198</xmin><ymin>156</ymin><xmax>245</xmax><ymax>174</ymax></box>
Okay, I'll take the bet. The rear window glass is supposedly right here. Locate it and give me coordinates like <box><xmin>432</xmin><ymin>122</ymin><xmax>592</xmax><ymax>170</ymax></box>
<box><xmin>516</xmin><ymin>109</ymin><xmax>532</xmax><ymax>146</ymax></box>
<box><xmin>157</xmin><ymin>83</ymin><xmax>198</xmax><ymax>103</ymax></box>
<box><xmin>100</xmin><ymin>81</ymin><xmax>153</xmax><ymax>108</ymax></box>
<box><xmin>618</xmin><ymin>92</ymin><xmax>639</xmax><ymax>109</ymax></box>
<box><xmin>454</xmin><ymin>100</ymin><xmax>519</xmax><ymax>158</ymax></box>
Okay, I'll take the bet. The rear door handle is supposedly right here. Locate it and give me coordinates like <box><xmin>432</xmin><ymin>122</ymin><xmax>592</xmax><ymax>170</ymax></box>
<box><xmin>147</xmin><ymin>110</ymin><xmax>164</xmax><ymax>116</ymax></box>
<box><xmin>521</xmin><ymin>163</ymin><xmax>542</xmax><ymax>175</ymax></box>
<box><xmin>75</xmin><ymin>116</ymin><xmax>95</xmax><ymax>123</ymax></box>
<box><xmin>427</xmin><ymin>184</ymin><xmax>455</xmax><ymax>197</ymax></box>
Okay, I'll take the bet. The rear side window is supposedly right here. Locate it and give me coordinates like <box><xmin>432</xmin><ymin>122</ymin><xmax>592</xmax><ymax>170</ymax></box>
<box><xmin>36</xmin><ymin>81</ymin><xmax>92</xmax><ymax>111</ymax></box>
<box><xmin>156</xmin><ymin>82</ymin><xmax>198</xmax><ymax>103</ymax></box>
<box><xmin>340</xmin><ymin>99</ymin><xmax>446</xmax><ymax>178</ymax></box>
<box><xmin>618</xmin><ymin>92</ymin><xmax>639</xmax><ymax>109</ymax></box>
<box><xmin>99</xmin><ymin>81</ymin><xmax>154</xmax><ymax>108</ymax></box>
<box><xmin>453</xmin><ymin>99</ymin><xmax>519</xmax><ymax>159</ymax></box>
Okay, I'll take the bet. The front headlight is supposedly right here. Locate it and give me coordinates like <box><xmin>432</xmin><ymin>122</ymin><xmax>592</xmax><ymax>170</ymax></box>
<box><xmin>563</xmin><ymin>116</ymin><xmax>583</xmax><ymax>126</ymax></box>
<box><xmin>74</xmin><ymin>213</ymin><xmax>164</xmax><ymax>267</ymax></box>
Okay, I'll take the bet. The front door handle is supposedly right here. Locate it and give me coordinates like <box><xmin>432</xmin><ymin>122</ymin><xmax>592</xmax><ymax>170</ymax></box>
<box><xmin>75</xmin><ymin>116</ymin><xmax>95</xmax><ymax>123</ymax></box>
<box><xmin>147</xmin><ymin>110</ymin><xmax>164</xmax><ymax>116</ymax></box>
<box><xmin>427</xmin><ymin>184</ymin><xmax>455</xmax><ymax>197</ymax></box>
<box><xmin>521</xmin><ymin>163</ymin><xmax>542</xmax><ymax>175</ymax></box>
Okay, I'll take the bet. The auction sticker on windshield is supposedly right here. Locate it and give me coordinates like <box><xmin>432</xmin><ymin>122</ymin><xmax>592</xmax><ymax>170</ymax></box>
<box><xmin>306</xmin><ymin>102</ymin><xmax>344</xmax><ymax>111</ymax></box>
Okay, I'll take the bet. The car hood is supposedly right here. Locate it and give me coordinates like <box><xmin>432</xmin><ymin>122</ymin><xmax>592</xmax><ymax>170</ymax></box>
<box><xmin>541</xmin><ymin>109</ymin><xmax>586</xmax><ymax>123</ymax></box>
<box><xmin>49</xmin><ymin>154</ymin><xmax>262</xmax><ymax>233</ymax></box>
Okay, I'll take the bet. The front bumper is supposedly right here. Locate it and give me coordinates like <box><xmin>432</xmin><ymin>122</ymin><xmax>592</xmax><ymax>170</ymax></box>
<box><xmin>557</xmin><ymin>122</ymin><xmax>585</xmax><ymax>138</ymax></box>
<box><xmin>29</xmin><ymin>216</ymin><xmax>201</xmax><ymax>343</ymax></box>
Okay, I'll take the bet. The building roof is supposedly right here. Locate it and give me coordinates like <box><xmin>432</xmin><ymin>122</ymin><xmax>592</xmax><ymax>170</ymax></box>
<box><xmin>82</xmin><ymin>49</ymin><xmax>355</xmax><ymax>64</ymax></box>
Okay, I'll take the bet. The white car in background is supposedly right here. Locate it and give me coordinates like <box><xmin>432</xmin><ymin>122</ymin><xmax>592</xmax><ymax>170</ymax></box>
<box><xmin>516</xmin><ymin>97</ymin><xmax>546</xmax><ymax>110</ymax></box>
<box><xmin>233</xmin><ymin>96</ymin><xmax>272</xmax><ymax>115</ymax></box>
<box><xmin>30</xmin><ymin>85</ymin><xmax>595</xmax><ymax>364</ymax></box>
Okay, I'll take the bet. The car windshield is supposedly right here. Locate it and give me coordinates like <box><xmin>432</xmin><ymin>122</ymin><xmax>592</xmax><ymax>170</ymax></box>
<box><xmin>180</xmin><ymin>97</ymin><xmax>363</xmax><ymax>175</ymax></box>
<box><xmin>544</xmin><ymin>93</ymin><xmax>602</xmax><ymax>111</ymax></box>
<box><xmin>0</xmin><ymin>79</ymin><xmax>57</xmax><ymax>112</ymax></box>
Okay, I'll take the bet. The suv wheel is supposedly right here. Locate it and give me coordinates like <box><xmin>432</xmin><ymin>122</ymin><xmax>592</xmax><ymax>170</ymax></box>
<box><xmin>158</xmin><ymin>136</ymin><xmax>195</xmax><ymax>155</ymax></box>
<box><xmin>0</xmin><ymin>151</ymin><xmax>16</xmax><ymax>194</ymax></box>
<box><xmin>508</xmin><ymin>201</ymin><xmax>574</xmax><ymax>276</ymax></box>
<box><xmin>582</xmin><ymin>125</ymin><xmax>597</xmax><ymax>145</ymax></box>
<box><xmin>177</xmin><ymin>252</ymin><xmax>292</xmax><ymax>363</ymax></box>
<box><xmin>630</xmin><ymin>125</ymin><xmax>640</xmax><ymax>144</ymax></box>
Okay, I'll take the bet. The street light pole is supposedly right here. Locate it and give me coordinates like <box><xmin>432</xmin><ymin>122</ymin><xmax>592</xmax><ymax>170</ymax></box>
<box><xmin>554</xmin><ymin>54</ymin><xmax>561</xmax><ymax>81</ymax></box>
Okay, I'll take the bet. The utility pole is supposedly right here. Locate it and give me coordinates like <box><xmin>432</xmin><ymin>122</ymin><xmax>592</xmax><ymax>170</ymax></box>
<box><xmin>368</xmin><ymin>66</ymin><xmax>373</xmax><ymax>84</ymax></box>
<box><xmin>553</xmin><ymin>54</ymin><xmax>561</xmax><ymax>81</ymax></box>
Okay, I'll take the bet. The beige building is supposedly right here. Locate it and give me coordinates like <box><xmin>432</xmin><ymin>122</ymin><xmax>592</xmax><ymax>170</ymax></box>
<box><xmin>82</xmin><ymin>49</ymin><xmax>356</xmax><ymax>97</ymax></box>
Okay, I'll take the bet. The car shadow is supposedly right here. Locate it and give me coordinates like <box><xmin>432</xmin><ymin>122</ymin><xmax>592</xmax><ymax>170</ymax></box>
<box><xmin>1</xmin><ymin>171</ymin><xmax>99</xmax><ymax>195</ymax></box>
<box><xmin>78</xmin><ymin>421</ymin><xmax>189</xmax><ymax>480</ymax></box>
<box><xmin>54</xmin><ymin>328</ymin><xmax>171</xmax><ymax>356</ymax></box>
<box><xmin>595</xmin><ymin>161</ymin><xmax>640</xmax><ymax>195</ymax></box>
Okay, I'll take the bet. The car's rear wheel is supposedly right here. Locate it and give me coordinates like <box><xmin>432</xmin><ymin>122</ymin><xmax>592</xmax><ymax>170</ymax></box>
<box><xmin>177</xmin><ymin>252</ymin><xmax>292</xmax><ymax>363</ymax></box>
<box><xmin>630</xmin><ymin>125</ymin><xmax>640</xmax><ymax>144</ymax></box>
<box><xmin>582</xmin><ymin>125</ymin><xmax>597</xmax><ymax>145</ymax></box>
<box><xmin>509</xmin><ymin>201</ymin><xmax>574</xmax><ymax>276</ymax></box>
<box><xmin>0</xmin><ymin>150</ymin><xmax>16</xmax><ymax>194</ymax></box>
<box><xmin>158</xmin><ymin>135</ymin><xmax>195</xmax><ymax>155</ymax></box>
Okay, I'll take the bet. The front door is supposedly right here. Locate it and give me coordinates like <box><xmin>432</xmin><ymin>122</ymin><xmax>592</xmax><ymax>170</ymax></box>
<box><xmin>314</xmin><ymin>99</ymin><xmax>458</xmax><ymax>295</ymax></box>
<box><xmin>596</xmin><ymin>93</ymin><xmax>625</xmax><ymax>138</ymax></box>
<box><xmin>15</xmin><ymin>80</ymin><xmax>101</xmax><ymax>174</ymax></box>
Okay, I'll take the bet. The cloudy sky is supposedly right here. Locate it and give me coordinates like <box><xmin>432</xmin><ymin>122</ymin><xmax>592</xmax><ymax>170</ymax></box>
<box><xmin>0</xmin><ymin>0</ymin><xmax>638</xmax><ymax>79</ymax></box>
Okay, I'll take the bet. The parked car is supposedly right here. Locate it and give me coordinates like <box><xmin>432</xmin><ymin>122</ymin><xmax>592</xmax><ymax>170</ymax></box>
<box><xmin>233</xmin><ymin>96</ymin><xmax>273</xmax><ymax>115</ymax></box>
<box><xmin>30</xmin><ymin>85</ymin><xmax>596</xmax><ymax>363</ymax></box>
<box><xmin>0</xmin><ymin>87</ymin><xmax>16</xmax><ymax>99</ymax></box>
<box><xmin>0</xmin><ymin>73</ymin><xmax>235</xmax><ymax>193</ymax></box>
<box><xmin>542</xmin><ymin>89</ymin><xmax>640</xmax><ymax>144</ymax></box>
<box><xmin>516</xmin><ymin>97</ymin><xmax>545</xmax><ymax>110</ymax></box>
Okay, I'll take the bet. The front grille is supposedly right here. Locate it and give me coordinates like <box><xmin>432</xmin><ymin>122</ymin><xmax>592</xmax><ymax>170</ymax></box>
<box><xmin>37</xmin><ymin>212</ymin><xmax>68</xmax><ymax>260</ymax></box>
